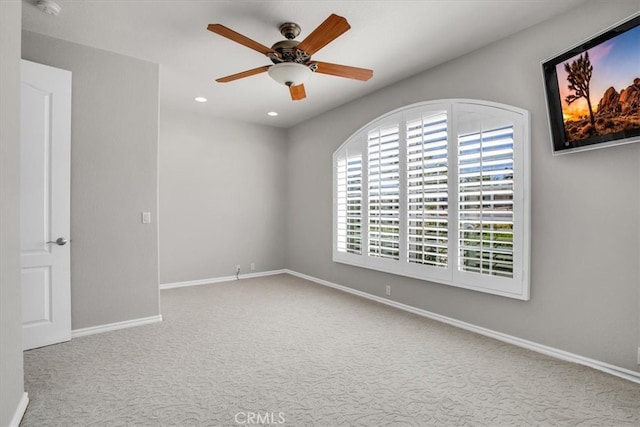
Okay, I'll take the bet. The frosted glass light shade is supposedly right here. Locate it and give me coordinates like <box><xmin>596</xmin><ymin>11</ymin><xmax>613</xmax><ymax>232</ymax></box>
<box><xmin>268</xmin><ymin>63</ymin><xmax>311</xmax><ymax>86</ymax></box>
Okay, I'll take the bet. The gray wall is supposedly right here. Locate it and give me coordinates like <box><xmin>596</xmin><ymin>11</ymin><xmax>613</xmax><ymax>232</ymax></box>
<box><xmin>0</xmin><ymin>2</ymin><xmax>25</xmax><ymax>424</ymax></box>
<box><xmin>159</xmin><ymin>107</ymin><xmax>287</xmax><ymax>284</ymax></box>
<box><xmin>286</xmin><ymin>0</ymin><xmax>640</xmax><ymax>372</ymax></box>
<box><xmin>22</xmin><ymin>32</ymin><xmax>160</xmax><ymax>330</ymax></box>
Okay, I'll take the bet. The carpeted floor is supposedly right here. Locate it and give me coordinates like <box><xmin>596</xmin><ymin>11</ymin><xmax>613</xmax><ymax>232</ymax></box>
<box><xmin>22</xmin><ymin>274</ymin><xmax>640</xmax><ymax>426</ymax></box>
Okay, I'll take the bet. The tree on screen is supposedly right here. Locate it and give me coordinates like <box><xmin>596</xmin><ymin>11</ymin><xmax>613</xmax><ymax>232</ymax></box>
<box><xmin>564</xmin><ymin>52</ymin><xmax>595</xmax><ymax>127</ymax></box>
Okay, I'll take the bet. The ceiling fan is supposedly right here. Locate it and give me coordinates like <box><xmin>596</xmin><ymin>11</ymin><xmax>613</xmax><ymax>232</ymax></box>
<box><xmin>207</xmin><ymin>14</ymin><xmax>373</xmax><ymax>101</ymax></box>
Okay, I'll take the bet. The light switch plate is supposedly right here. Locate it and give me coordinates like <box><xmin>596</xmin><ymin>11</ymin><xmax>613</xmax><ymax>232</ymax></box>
<box><xmin>142</xmin><ymin>212</ymin><xmax>151</xmax><ymax>224</ymax></box>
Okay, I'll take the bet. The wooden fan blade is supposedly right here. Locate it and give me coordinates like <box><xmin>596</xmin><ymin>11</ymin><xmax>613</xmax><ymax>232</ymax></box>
<box><xmin>296</xmin><ymin>14</ymin><xmax>350</xmax><ymax>56</ymax></box>
<box><xmin>289</xmin><ymin>84</ymin><xmax>306</xmax><ymax>101</ymax></box>
<box><xmin>216</xmin><ymin>65</ymin><xmax>270</xmax><ymax>83</ymax></box>
<box><xmin>313</xmin><ymin>61</ymin><xmax>373</xmax><ymax>81</ymax></box>
<box><xmin>207</xmin><ymin>24</ymin><xmax>274</xmax><ymax>55</ymax></box>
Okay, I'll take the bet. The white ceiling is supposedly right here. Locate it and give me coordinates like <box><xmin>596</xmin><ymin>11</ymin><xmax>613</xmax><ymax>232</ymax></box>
<box><xmin>22</xmin><ymin>0</ymin><xmax>588</xmax><ymax>128</ymax></box>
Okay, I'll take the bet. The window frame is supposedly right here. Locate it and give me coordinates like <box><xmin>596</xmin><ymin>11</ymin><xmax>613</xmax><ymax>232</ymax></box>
<box><xmin>333</xmin><ymin>99</ymin><xmax>530</xmax><ymax>300</ymax></box>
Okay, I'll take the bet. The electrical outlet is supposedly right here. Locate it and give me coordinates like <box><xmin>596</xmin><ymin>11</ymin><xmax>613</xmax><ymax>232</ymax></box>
<box><xmin>385</xmin><ymin>285</ymin><xmax>391</xmax><ymax>296</ymax></box>
<box><xmin>637</xmin><ymin>347</ymin><xmax>640</xmax><ymax>365</ymax></box>
<box><xmin>236</xmin><ymin>264</ymin><xmax>241</xmax><ymax>272</ymax></box>
<box><xmin>250</xmin><ymin>263</ymin><xmax>255</xmax><ymax>271</ymax></box>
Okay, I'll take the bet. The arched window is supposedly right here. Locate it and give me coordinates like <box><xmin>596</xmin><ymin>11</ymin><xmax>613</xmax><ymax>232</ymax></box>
<box><xmin>333</xmin><ymin>99</ymin><xmax>530</xmax><ymax>299</ymax></box>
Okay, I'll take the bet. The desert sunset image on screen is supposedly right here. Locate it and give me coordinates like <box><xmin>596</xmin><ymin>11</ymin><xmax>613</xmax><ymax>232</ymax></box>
<box><xmin>555</xmin><ymin>24</ymin><xmax>640</xmax><ymax>142</ymax></box>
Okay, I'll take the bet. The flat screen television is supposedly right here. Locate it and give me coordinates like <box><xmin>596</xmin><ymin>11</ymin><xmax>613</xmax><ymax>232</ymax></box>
<box><xmin>542</xmin><ymin>13</ymin><xmax>640</xmax><ymax>155</ymax></box>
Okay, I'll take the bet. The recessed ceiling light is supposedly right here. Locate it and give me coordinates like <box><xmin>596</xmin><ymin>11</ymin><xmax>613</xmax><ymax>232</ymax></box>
<box><xmin>194</xmin><ymin>97</ymin><xmax>207</xmax><ymax>103</ymax></box>
<box><xmin>267</xmin><ymin>111</ymin><xmax>278</xmax><ymax>117</ymax></box>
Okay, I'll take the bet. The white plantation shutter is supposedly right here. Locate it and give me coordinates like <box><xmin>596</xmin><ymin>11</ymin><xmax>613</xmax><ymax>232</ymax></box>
<box><xmin>333</xmin><ymin>100</ymin><xmax>529</xmax><ymax>300</ymax></box>
<box><xmin>458</xmin><ymin>124</ymin><xmax>514</xmax><ymax>278</ymax></box>
<box><xmin>406</xmin><ymin>111</ymin><xmax>449</xmax><ymax>268</ymax></box>
<box><xmin>335</xmin><ymin>147</ymin><xmax>364</xmax><ymax>257</ymax></box>
<box><xmin>368</xmin><ymin>125</ymin><xmax>401</xmax><ymax>260</ymax></box>
<box><xmin>345</xmin><ymin>155</ymin><xmax>363</xmax><ymax>254</ymax></box>
<box><xmin>336</xmin><ymin>156</ymin><xmax>348</xmax><ymax>252</ymax></box>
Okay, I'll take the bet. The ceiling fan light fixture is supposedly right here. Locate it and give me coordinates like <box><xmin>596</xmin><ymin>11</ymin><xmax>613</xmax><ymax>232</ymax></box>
<box><xmin>208</xmin><ymin>14</ymin><xmax>372</xmax><ymax>101</ymax></box>
<box><xmin>268</xmin><ymin>63</ymin><xmax>311</xmax><ymax>87</ymax></box>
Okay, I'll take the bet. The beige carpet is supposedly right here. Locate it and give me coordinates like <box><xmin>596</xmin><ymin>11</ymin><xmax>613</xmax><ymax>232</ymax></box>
<box><xmin>22</xmin><ymin>274</ymin><xmax>640</xmax><ymax>426</ymax></box>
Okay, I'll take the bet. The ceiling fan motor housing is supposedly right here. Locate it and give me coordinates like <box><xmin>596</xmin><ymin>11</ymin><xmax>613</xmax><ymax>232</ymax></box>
<box><xmin>269</xmin><ymin>22</ymin><xmax>311</xmax><ymax>65</ymax></box>
<box><xmin>269</xmin><ymin>39</ymin><xmax>310</xmax><ymax>64</ymax></box>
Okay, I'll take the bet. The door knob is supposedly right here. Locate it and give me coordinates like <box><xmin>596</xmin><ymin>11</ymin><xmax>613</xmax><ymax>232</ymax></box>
<box><xmin>46</xmin><ymin>237</ymin><xmax>68</xmax><ymax>246</ymax></box>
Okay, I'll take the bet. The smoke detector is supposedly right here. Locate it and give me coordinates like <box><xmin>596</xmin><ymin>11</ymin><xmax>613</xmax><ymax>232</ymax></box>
<box><xmin>36</xmin><ymin>0</ymin><xmax>62</xmax><ymax>16</ymax></box>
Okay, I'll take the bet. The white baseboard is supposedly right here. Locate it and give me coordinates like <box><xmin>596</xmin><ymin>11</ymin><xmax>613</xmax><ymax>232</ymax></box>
<box><xmin>9</xmin><ymin>392</ymin><xmax>28</xmax><ymax>427</ymax></box>
<box><xmin>72</xmin><ymin>315</ymin><xmax>163</xmax><ymax>338</ymax></box>
<box><xmin>160</xmin><ymin>269</ymin><xmax>288</xmax><ymax>290</ymax></box>
<box><xmin>285</xmin><ymin>269</ymin><xmax>640</xmax><ymax>384</ymax></box>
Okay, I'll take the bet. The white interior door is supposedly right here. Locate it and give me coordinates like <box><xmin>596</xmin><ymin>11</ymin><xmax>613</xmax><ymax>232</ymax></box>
<box><xmin>20</xmin><ymin>60</ymin><xmax>72</xmax><ymax>350</ymax></box>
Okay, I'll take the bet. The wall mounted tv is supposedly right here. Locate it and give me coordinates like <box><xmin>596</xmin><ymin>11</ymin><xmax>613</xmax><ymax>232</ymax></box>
<box><xmin>542</xmin><ymin>13</ymin><xmax>640</xmax><ymax>155</ymax></box>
